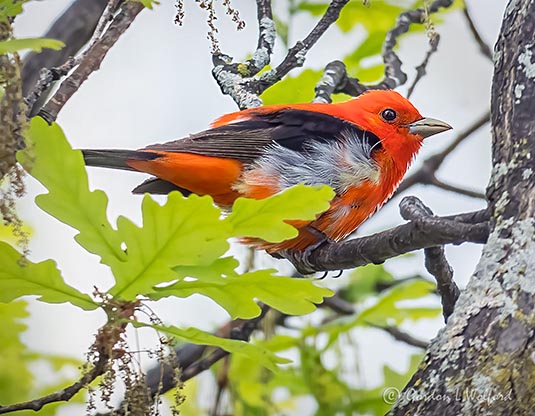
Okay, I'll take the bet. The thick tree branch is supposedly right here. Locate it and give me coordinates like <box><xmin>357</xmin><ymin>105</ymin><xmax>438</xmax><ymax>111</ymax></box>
<box><xmin>213</xmin><ymin>0</ymin><xmax>350</xmax><ymax>108</ymax></box>
<box><xmin>399</xmin><ymin>196</ymin><xmax>459</xmax><ymax>321</ymax></box>
<box><xmin>38</xmin><ymin>1</ymin><xmax>144</xmax><ymax>124</ymax></box>
<box><xmin>22</xmin><ymin>0</ymin><xmax>108</xmax><ymax>115</ymax></box>
<box><xmin>253</xmin><ymin>0</ymin><xmax>350</xmax><ymax>95</ymax></box>
<box><xmin>211</xmin><ymin>0</ymin><xmax>275</xmax><ymax>109</ymax></box>
<box><xmin>283</xmin><ymin>197</ymin><xmax>488</xmax><ymax>275</ymax></box>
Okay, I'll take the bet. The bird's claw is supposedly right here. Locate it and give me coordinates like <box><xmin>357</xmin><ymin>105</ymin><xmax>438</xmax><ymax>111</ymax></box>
<box><xmin>276</xmin><ymin>227</ymin><xmax>334</xmax><ymax>275</ymax></box>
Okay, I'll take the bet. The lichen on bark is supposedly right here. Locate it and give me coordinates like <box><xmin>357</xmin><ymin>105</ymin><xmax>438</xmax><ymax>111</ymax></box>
<box><xmin>389</xmin><ymin>1</ymin><xmax>535</xmax><ymax>414</ymax></box>
<box><xmin>0</xmin><ymin>20</ymin><xmax>29</xmax><ymax>251</ymax></box>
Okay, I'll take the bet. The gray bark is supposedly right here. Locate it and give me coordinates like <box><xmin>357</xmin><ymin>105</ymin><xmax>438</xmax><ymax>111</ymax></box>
<box><xmin>390</xmin><ymin>0</ymin><xmax>535</xmax><ymax>414</ymax></box>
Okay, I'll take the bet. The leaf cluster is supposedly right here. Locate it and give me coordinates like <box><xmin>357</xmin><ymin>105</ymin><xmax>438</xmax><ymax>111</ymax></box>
<box><xmin>3</xmin><ymin>117</ymin><xmax>334</xmax><ymax>372</ymax></box>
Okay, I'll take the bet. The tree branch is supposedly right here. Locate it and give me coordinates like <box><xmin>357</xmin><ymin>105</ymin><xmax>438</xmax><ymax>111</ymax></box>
<box><xmin>406</xmin><ymin>32</ymin><xmax>440</xmax><ymax>98</ymax></box>
<box><xmin>313</xmin><ymin>0</ymin><xmax>454</xmax><ymax>103</ymax></box>
<box><xmin>282</xmin><ymin>196</ymin><xmax>488</xmax><ymax>275</ymax></box>
<box><xmin>0</xmin><ymin>351</ymin><xmax>109</xmax><ymax>414</ymax></box>
<box><xmin>213</xmin><ymin>0</ymin><xmax>350</xmax><ymax>108</ymax></box>
<box><xmin>180</xmin><ymin>304</ymin><xmax>269</xmax><ymax>382</ymax></box>
<box><xmin>38</xmin><ymin>1</ymin><xmax>144</xmax><ymax>124</ymax></box>
<box><xmin>367</xmin><ymin>323</ymin><xmax>429</xmax><ymax>349</ymax></box>
<box><xmin>253</xmin><ymin>0</ymin><xmax>350</xmax><ymax>95</ymax></box>
<box><xmin>211</xmin><ymin>0</ymin><xmax>275</xmax><ymax>109</ymax></box>
<box><xmin>395</xmin><ymin>110</ymin><xmax>490</xmax><ymax>196</ymax></box>
<box><xmin>429</xmin><ymin>178</ymin><xmax>486</xmax><ymax>200</ymax></box>
<box><xmin>399</xmin><ymin>196</ymin><xmax>459</xmax><ymax>321</ymax></box>
<box><xmin>462</xmin><ymin>3</ymin><xmax>493</xmax><ymax>61</ymax></box>
<box><xmin>21</xmin><ymin>0</ymin><xmax>108</xmax><ymax>116</ymax></box>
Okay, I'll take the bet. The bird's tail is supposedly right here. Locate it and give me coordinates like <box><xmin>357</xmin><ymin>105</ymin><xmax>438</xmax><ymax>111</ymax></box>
<box><xmin>82</xmin><ymin>149</ymin><xmax>160</xmax><ymax>171</ymax></box>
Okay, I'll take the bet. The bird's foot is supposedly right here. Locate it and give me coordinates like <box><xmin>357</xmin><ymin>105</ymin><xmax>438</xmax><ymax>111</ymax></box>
<box><xmin>275</xmin><ymin>227</ymin><xmax>334</xmax><ymax>275</ymax></box>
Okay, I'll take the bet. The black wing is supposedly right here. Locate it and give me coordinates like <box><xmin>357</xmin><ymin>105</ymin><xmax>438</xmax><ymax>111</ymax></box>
<box><xmin>143</xmin><ymin>108</ymin><xmax>381</xmax><ymax>163</ymax></box>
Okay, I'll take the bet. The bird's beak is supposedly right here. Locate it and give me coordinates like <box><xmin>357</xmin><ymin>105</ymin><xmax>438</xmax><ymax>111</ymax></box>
<box><xmin>406</xmin><ymin>117</ymin><xmax>452</xmax><ymax>138</ymax></box>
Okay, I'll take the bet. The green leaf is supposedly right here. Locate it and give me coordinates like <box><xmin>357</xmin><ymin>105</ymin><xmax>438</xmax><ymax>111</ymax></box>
<box><xmin>298</xmin><ymin>1</ymin><xmax>417</xmax><ymax>33</ymax></box>
<box><xmin>357</xmin><ymin>279</ymin><xmax>440</xmax><ymax>325</ymax></box>
<box><xmin>0</xmin><ymin>301</ymin><xmax>31</xmax><ymax>403</ymax></box>
<box><xmin>300</xmin><ymin>341</ymin><xmax>350</xmax><ymax>411</ymax></box>
<box><xmin>152</xmin><ymin>257</ymin><xmax>333</xmax><ymax>319</ymax></box>
<box><xmin>0</xmin><ymin>0</ymin><xmax>27</xmax><ymax>23</ymax></box>
<box><xmin>304</xmin><ymin>279</ymin><xmax>439</xmax><ymax>342</ymax></box>
<box><xmin>339</xmin><ymin>264</ymin><xmax>396</xmax><ymax>303</ymax></box>
<box><xmin>226</xmin><ymin>184</ymin><xmax>334</xmax><ymax>243</ymax></box>
<box><xmin>273</xmin><ymin>16</ymin><xmax>289</xmax><ymax>47</ymax></box>
<box><xmin>0</xmin><ymin>242</ymin><xmax>97</xmax><ymax>310</ymax></box>
<box><xmin>0</xmin><ymin>38</ymin><xmax>64</xmax><ymax>54</ymax></box>
<box><xmin>18</xmin><ymin>117</ymin><xmax>126</xmax><ymax>267</ymax></box>
<box><xmin>131</xmin><ymin>0</ymin><xmax>160</xmax><ymax>9</ymax></box>
<box><xmin>110</xmin><ymin>193</ymin><xmax>230</xmax><ymax>299</ymax></box>
<box><xmin>135</xmin><ymin>322</ymin><xmax>290</xmax><ymax>372</ymax></box>
<box><xmin>261</xmin><ymin>69</ymin><xmax>321</xmax><ymax>105</ymax></box>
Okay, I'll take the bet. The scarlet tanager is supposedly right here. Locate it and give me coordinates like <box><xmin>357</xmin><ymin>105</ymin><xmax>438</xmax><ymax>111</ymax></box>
<box><xmin>83</xmin><ymin>90</ymin><xmax>451</xmax><ymax>256</ymax></box>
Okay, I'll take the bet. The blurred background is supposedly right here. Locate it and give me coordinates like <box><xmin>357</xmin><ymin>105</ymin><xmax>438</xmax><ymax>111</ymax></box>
<box><xmin>7</xmin><ymin>0</ymin><xmax>506</xmax><ymax>414</ymax></box>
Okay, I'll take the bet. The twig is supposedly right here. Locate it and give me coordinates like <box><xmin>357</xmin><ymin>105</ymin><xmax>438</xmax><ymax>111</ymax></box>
<box><xmin>313</xmin><ymin>0</ymin><xmax>454</xmax><ymax>102</ymax></box>
<box><xmin>399</xmin><ymin>196</ymin><xmax>459</xmax><ymax>320</ymax></box>
<box><xmin>462</xmin><ymin>4</ymin><xmax>493</xmax><ymax>61</ymax></box>
<box><xmin>367</xmin><ymin>323</ymin><xmax>429</xmax><ymax>349</ymax></box>
<box><xmin>38</xmin><ymin>1</ymin><xmax>144</xmax><ymax>123</ymax></box>
<box><xmin>406</xmin><ymin>32</ymin><xmax>440</xmax><ymax>98</ymax></box>
<box><xmin>0</xmin><ymin>352</ymin><xmax>109</xmax><ymax>414</ymax></box>
<box><xmin>430</xmin><ymin>178</ymin><xmax>486</xmax><ymax>200</ymax></box>
<box><xmin>283</xmin><ymin>196</ymin><xmax>489</xmax><ymax>275</ymax></box>
<box><xmin>182</xmin><ymin>304</ymin><xmax>270</xmax><ymax>381</ymax></box>
<box><xmin>395</xmin><ymin>110</ymin><xmax>490</xmax><ymax>196</ymax></box>
<box><xmin>96</xmin><ymin>304</ymin><xmax>272</xmax><ymax>416</ymax></box>
<box><xmin>254</xmin><ymin>0</ymin><xmax>350</xmax><ymax>95</ymax></box>
<box><xmin>375</xmin><ymin>0</ymin><xmax>453</xmax><ymax>90</ymax></box>
<box><xmin>321</xmin><ymin>293</ymin><xmax>355</xmax><ymax>315</ymax></box>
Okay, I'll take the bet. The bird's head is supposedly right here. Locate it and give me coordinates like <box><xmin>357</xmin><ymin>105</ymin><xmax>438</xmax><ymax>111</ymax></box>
<box><xmin>342</xmin><ymin>90</ymin><xmax>452</xmax><ymax>166</ymax></box>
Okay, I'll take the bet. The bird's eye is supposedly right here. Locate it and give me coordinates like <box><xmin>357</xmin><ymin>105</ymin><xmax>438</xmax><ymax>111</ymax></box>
<box><xmin>381</xmin><ymin>108</ymin><xmax>397</xmax><ymax>122</ymax></box>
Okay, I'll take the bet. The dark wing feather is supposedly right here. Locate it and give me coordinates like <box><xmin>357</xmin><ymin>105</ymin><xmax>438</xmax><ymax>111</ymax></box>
<box><xmin>143</xmin><ymin>109</ymin><xmax>381</xmax><ymax>163</ymax></box>
<box><xmin>132</xmin><ymin>177</ymin><xmax>192</xmax><ymax>195</ymax></box>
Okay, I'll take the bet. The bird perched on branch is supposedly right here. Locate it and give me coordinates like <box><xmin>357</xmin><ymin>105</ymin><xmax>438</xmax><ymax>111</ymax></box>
<box><xmin>83</xmin><ymin>90</ymin><xmax>451</xmax><ymax>260</ymax></box>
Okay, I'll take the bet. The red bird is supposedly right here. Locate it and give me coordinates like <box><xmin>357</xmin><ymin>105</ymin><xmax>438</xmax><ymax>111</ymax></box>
<box><xmin>83</xmin><ymin>90</ymin><xmax>451</xmax><ymax>256</ymax></box>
